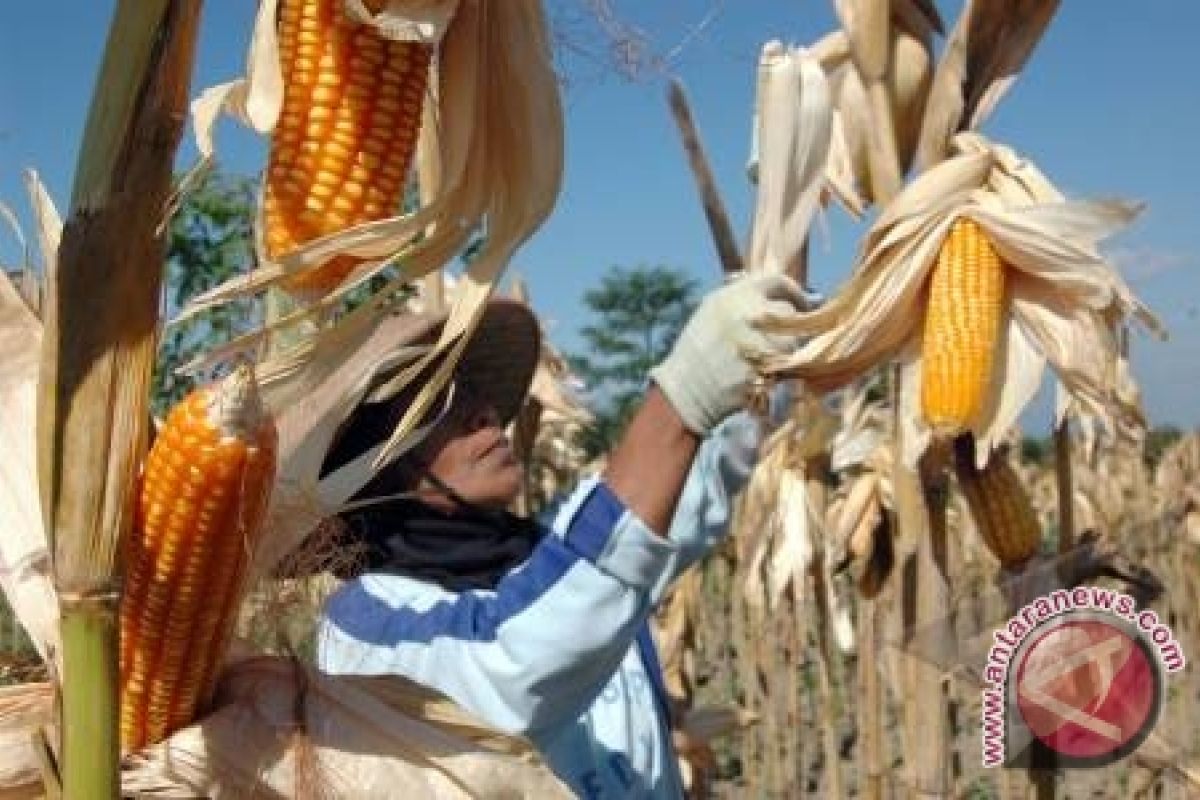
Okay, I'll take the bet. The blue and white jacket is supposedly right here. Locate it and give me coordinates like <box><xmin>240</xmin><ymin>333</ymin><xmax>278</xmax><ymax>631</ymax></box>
<box><xmin>316</xmin><ymin>413</ymin><xmax>762</xmax><ymax>798</ymax></box>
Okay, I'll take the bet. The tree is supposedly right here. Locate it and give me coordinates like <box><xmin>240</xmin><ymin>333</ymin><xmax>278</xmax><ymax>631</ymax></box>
<box><xmin>1144</xmin><ymin>425</ymin><xmax>1183</xmax><ymax>468</ymax></box>
<box><xmin>566</xmin><ymin>264</ymin><xmax>700</xmax><ymax>458</ymax></box>
<box><xmin>153</xmin><ymin>168</ymin><xmax>260</xmax><ymax>415</ymax></box>
<box><xmin>1021</xmin><ymin>435</ymin><xmax>1050</xmax><ymax>466</ymax></box>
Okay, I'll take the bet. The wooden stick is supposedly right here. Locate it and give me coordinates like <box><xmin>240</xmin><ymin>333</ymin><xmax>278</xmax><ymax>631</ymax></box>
<box><xmin>665</xmin><ymin>79</ymin><xmax>745</xmax><ymax>277</ymax></box>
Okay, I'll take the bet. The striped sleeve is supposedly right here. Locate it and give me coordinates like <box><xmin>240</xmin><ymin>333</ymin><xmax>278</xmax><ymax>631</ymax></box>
<box><xmin>317</xmin><ymin>477</ymin><xmax>680</xmax><ymax>737</ymax></box>
<box><xmin>651</xmin><ymin>410</ymin><xmax>763</xmax><ymax>598</ymax></box>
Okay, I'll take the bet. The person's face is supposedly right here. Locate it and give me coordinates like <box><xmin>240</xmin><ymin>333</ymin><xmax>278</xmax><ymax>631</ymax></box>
<box><xmin>409</xmin><ymin>377</ymin><xmax>523</xmax><ymax>511</ymax></box>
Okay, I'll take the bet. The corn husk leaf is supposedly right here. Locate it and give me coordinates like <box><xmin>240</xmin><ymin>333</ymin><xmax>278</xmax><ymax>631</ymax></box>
<box><xmin>812</xmin><ymin>4</ymin><xmax>937</xmax><ymax>215</ymax></box>
<box><xmin>0</xmin><ymin>177</ymin><xmax>63</xmax><ymax>667</ymax></box>
<box><xmin>248</xmin><ymin>299</ymin><xmax>438</xmax><ymax>580</ymax></box>
<box><xmin>344</xmin><ymin>0</ymin><xmax>461</xmax><ymax>38</ymax></box>
<box><xmin>745</xmin><ymin>42</ymin><xmax>832</xmax><ymax>278</ymax></box>
<box><xmin>0</xmin><ymin>272</ymin><xmax>58</xmax><ymax>669</ymax></box>
<box><xmin>0</xmin><ymin>682</ymin><xmax>54</xmax><ymax>798</ymax></box>
<box><xmin>1155</xmin><ymin>432</ymin><xmax>1200</xmax><ymax>518</ymax></box>
<box><xmin>0</xmin><ymin>201</ymin><xmax>30</xmax><ymax>313</ymax></box>
<box><xmin>766</xmin><ymin>468</ymin><xmax>817</xmax><ymax>609</ymax></box>
<box><xmin>759</xmin><ymin>133</ymin><xmax>1164</xmax><ymax>469</ymax></box>
<box><xmin>739</xmin><ymin>395</ymin><xmax>838</xmax><ymax>616</ymax></box>
<box><xmin>0</xmin><ymin>659</ymin><xmax>573</xmax><ymax>799</ymax></box>
<box><xmin>826</xmin><ymin>383</ymin><xmax>896</xmax><ymax>597</ymax></box>
<box><xmin>915</xmin><ymin>0</ymin><xmax>1061</xmax><ymax>170</ymax></box>
<box><xmin>181</xmin><ymin>0</ymin><xmax>563</xmax><ymax>473</ymax></box>
<box><xmin>124</xmin><ymin>657</ymin><xmax>573</xmax><ymax>798</ymax></box>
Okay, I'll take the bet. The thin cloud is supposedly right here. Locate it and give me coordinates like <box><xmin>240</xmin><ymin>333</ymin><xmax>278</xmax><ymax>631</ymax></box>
<box><xmin>1106</xmin><ymin>246</ymin><xmax>1194</xmax><ymax>282</ymax></box>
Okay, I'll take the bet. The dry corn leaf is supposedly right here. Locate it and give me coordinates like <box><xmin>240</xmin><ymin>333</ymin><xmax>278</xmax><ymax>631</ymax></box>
<box><xmin>249</xmin><ymin>301</ymin><xmax>438</xmax><ymax>580</ymax></box>
<box><xmin>1187</xmin><ymin>511</ymin><xmax>1200</xmax><ymax>546</ymax></box>
<box><xmin>1</xmin><ymin>659</ymin><xmax>572</xmax><ymax>799</ymax></box>
<box><xmin>745</xmin><ymin>41</ymin><xmax>832</xmax><ymax>278</ymax></box>
<box><xmin>180</xmin><ymin>1</ymin><xmax>563</xmax><ymax>467</ymax></box>
<box><xmin>1155</xmin><ymin>432</ymin><xmax>1200</xmax><ymax>517</ymax></box>
<box><xmin>759</xmin><ymin>132</ymin><xmax>1164</xmax><ymax>469</ymax></box>
<box><xmin>765</xmin><ymin>468</ymin><xmax>817</xmax><ymax>609</ymax></box>
<box><xmin>344</xmin><ymin>0</ymin><xmax>461</xmax><ymax>38</ymax></box>
<box><xmin>823</xmin><ymin>381</ymin><xmax>896</xmax><ymax>598</ymax></box>
<box><xmin>915</xmin><ymin>0</ymin><xmax>1061</xmax><ymax>171</ymax></box>
<box><xmin>812</xmin><ymin>2</ymin><xmax>938</xmax><ymax>214</ymax></box>
<box><xmin>0</xmin><ymin>682</ymin><xmax>53</xmax><ymax>799</ymax></box>
<box><xmin>0</xmin><ymin>271</ymin><xmax>58</xmax><ymax>668</ymax></box>
<box><xmin>831</xmin><ymin>0</ymin><xmax>941</xmax><ymax>205</ymax></box>
<box><xmin>0</xmin><ymin>174</ymin><xmax>64</xmax><ymax>668</ymax></box>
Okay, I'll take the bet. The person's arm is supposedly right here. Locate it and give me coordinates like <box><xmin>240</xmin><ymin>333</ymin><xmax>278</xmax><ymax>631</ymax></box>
<box><xmin>602</xmin><ymin>386</ymin><xmax>701</xmax><ymax>535</ymax></box>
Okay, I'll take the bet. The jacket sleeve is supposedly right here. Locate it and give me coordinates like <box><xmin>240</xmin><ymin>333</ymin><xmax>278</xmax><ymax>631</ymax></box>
<box><xmin>651</xmin><ymin>410</ymin><xmax>763</xmax><ymax>598</ymax></box>
<box><xmin>317</xmin><ymin>477</ymin><xmax>682</xmax><ymax>737</ymax></box>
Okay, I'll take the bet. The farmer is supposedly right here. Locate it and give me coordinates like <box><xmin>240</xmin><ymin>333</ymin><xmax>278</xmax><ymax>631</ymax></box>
<box><xmin>315</xmin><ymin>272</ymin><xmax>807</xmax><ymax>798</ymax></box>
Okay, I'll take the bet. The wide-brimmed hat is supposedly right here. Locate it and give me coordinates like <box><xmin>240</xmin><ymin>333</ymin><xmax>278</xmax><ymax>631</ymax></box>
<box><xmin>319</xmin><ymin>298</ymin><xmax>542</xmax><ymax>484</ymax></box>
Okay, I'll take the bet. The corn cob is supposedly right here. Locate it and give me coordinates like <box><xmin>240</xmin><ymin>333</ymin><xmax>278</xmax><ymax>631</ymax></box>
<box><xmin>920</xmin><ymin>216</ymin><xmax>1007</xmax><ymax>435</ymax></box>
<box><xmin>264</xmin><ymin>0</ymin><xmax>432</xmax><ymax>293</ymax></box>
<box><xmin>953</xmin><ymin>437</ymin><xmax>1041</xmax><ymax>568</ymax></box>
<box><xmin>119</xmin><ymin>365</ymin><xmax>277</xmax><ymax>752</ymax></box>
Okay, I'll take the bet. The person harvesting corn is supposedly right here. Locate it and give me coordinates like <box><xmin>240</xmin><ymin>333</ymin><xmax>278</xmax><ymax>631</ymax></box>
<box><xmin>310</xmin><ymin>273</ymin><xmax>806</xmax><ymax>798</ymax></box>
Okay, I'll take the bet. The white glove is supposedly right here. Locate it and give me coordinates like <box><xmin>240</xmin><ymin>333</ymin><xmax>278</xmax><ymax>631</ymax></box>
<box><xmin>649</xmin><ymin>273</ymin><xmax>807</xmax><ymax>436</ymax></box>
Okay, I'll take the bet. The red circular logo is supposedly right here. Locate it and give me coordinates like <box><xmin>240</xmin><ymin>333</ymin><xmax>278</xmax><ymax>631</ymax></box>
<box><xmin>1015</xmin><ymin>618</ymin><xmax>1159</xmax><ymax>761</ymax></box>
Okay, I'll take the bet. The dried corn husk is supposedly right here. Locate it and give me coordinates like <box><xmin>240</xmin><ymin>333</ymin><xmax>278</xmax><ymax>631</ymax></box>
<box><xmin>826</xmin><ymin>382</ymin><xmax>896</xmax><ymax>597</ymax></box>
<box><xmin>508</xmin><ymin>276</ymin><xmax>593</xmax><ymax>427</ymax></box>
<box><xmin>247</xmin><ymin>298</ymin><xmax>439</xmax><ymax>579</ymax></box>
<box><xmin>1069</xmin><ymin>427</ymin><xmax>1156</xmax><ymax>539</ymax></box>
<box><xmin>758</xmin><ymin>132</ymin><xmax>1164</xmax><ymax>470</ymax></box>
<box><xmin>1156</xmin><ymin>432</ymin><xmax>1200</xmax><ymax>519</ymax></box>
<box><xmin>735</xmin><ymin>393</ymin><xmax>857</xmax><ymax>651</ymax></box>
<box><xmin>738</xmin><ymin>396</ymin><xmax>834</xmax><ymax>613</ymax></box>
<box><xmin>1055</xmin><ymin>314</ymin><xmax>1150</xmax><ymax>453</ymax></box>
<box><xmin>0</xmin><ymin>659</ymin><xmax>573</xmax><ymax>798</ymax></box>
<box><xmin>745</xmin><ymin>41</ymin><xmax>832</xmax><ymax>277</ymax></box>
<box><xmin>182</xmin><ymin>0</ymin><xmax>563</xmax><ymax>470</ymax></box>
<box><xmin>0</xmin><ymin>682</ymin><xmax>53</xmax><ymax>796</ymax></box>
<box><xmin>0</xmin><ymin>176</ymin><xmax>62</xmax><ymax>668</ymax></box>
<box><xmin>915</xmin><ymin>0</ymin><xmax>1061</xmax><ymax>171</ymax></box>
<box><xmin>815</xmin><ymin>0</ymin><xmax>940</xmax><ymax>212</ymax></box>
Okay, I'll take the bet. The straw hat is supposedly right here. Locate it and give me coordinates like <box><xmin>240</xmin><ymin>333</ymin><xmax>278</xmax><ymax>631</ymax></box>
<box><xmin>319</xmin><ymin>298</ymin><xmax>542</xmax><ymax>483</ymax></box>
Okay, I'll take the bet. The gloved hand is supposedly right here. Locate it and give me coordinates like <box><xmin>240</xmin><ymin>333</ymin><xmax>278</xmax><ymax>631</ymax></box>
<box><xmin>649</xmin><ymin>272</ymin><xmax>807</xmax><ymax>436</ymax></box>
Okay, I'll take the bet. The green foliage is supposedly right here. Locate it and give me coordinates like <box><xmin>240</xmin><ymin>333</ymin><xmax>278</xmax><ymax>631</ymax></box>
<box><xmin>566</xmin><ymin>264</ymin><xmax>699</xmax><ymax>458</ymax></box>
<box><xmin>152</xmin><ymin>168</ymin><xmax>260</xmax><ymax>416</ymax></box>
<box><xmin>1020</xmin><ymin>435</ymin><xmax>1050</xmax><ymax>465</ymax></box>
<box><xmin>1144</xmin><ymin>424</ymin><xmax>1183</xmax><ymax>468</ymax></box>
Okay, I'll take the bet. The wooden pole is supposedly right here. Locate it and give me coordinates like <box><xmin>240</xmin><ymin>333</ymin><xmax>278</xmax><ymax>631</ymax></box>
<box><xmin>665</xmin><ymin>79</ymin><xmax>745</xmax><ymax>277</ymax></box>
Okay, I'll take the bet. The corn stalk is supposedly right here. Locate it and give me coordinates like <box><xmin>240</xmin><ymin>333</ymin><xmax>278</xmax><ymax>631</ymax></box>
<box><xmin>893</xmin><ymin>438</ymin><xmax>952</xmax><ymax>799</ymax></box>
<box><xmin>858</xmin><ymin>593</ymin><xmax>884</xmax><ymax>800</ymax></box>
<box><xmin>36</xmin><ymin>1</ymin><xmax>202</xmax><ymax>796</ymax></box>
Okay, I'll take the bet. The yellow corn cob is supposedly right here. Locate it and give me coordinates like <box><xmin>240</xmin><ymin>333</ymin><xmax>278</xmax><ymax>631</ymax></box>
<box><xmin>264</xmin><ymin>0</ymin><xmax>432</xmax><ymax>293</ymax></box>
<box><xmin>953</xmin><ymin>438</ymin><xmax>1041</xmax><ymax>568</ymax></box>
<box><xmin>119</xmin><ymin>365</ymin><xmax>276</xmax><ymax>752</ymax></box>
<box><xmin>920</xmin><ymin>216</ymin><xmax>1007</xmax><ymax>435</ymax></box>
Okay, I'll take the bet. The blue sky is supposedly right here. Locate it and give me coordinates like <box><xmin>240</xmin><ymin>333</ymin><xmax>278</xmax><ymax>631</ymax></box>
<box><xmin>2</xmin><ymin>1</ymin><xmax>1198</xmax><ymax>430</ymax></box>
